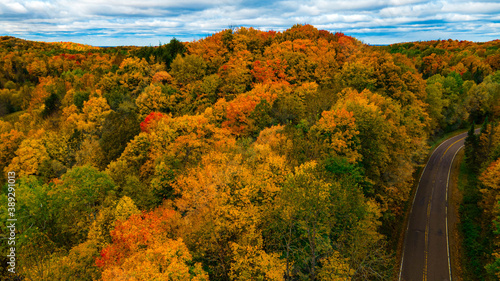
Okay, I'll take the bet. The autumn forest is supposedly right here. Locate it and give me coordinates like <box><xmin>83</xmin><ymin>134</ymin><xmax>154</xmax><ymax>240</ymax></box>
<box><xmin>1</xmin><ymin>25</ymin><xmax>500</xmax><ymax>280</ymax></box>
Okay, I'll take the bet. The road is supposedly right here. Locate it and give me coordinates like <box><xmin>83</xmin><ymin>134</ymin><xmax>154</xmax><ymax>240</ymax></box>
<box><xmin>399</xmin><ymin>132</ymin><xmax>470</xmax><ymax>281</ymax></box>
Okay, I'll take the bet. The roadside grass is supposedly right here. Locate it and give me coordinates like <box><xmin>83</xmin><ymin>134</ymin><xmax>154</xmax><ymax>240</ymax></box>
<box><xmin>458</xmin><ymin>160</ymin><xmax>490</xmax><ymax>280</ymax></box>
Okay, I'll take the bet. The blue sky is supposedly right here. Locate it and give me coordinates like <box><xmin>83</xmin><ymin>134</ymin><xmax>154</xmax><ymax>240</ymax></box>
<box><xmin>0</xmin><ymin>0</ymin><xmax>499</xmax><ymax>46</ymax></box>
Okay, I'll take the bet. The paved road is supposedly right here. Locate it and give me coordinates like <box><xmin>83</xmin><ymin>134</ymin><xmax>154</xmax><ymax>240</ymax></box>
<box><xmin>399</xmin><ymin>132</ymin><xmax>470</xmax><ymax>281</ymax></box>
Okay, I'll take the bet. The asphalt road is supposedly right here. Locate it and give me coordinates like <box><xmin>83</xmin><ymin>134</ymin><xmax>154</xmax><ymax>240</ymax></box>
<box><xmin>399</xmin><ymin>132</ymin><xmax>470</xmax><ymax>281</ymax></box>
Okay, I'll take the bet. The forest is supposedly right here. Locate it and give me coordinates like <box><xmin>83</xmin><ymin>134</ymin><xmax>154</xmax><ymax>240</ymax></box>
<box><xmin>0</xmin><ymin>24</ymin><xmax>499</xmax><ymax>280</ymax></box>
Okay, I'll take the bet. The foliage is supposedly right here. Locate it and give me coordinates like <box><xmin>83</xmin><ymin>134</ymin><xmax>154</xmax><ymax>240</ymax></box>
<box><xmin>1</xmin><ymin>27</ymin><xmax>499</xmax><ymax>281</ymax></box>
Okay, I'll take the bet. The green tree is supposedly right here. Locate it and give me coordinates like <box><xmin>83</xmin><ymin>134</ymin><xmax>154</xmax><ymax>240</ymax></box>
<box><xmin>170</xmin><ymin>54</ymin><xmax>207</xmax><ymax>86</ymax></box>
<box><xmin>466</xmin><ymin>122</ymin><xmax>478</xmax><ymax>163</ymax></box>
<box><xmin>100</xmin><ymin>103</ymin><xmax>140</xmax><ymax>166</ymax></box>
<box><xmin>50</xmin><ymin>165</ymin><xmax>116</xmax><ymax>247</ymax></box>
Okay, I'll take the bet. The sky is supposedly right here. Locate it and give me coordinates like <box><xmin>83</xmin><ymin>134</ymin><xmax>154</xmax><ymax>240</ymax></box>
<box><xmin>0</xmin><ymin>0</ymin><xmax>499</xmax><ymax>46</ymax></box>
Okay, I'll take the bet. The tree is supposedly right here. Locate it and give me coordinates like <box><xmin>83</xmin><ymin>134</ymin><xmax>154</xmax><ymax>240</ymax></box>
<box><xmin>164</xmin><ymin>38</ymin><xmax>187</xmax><ymax>69</ymax></box>
<box><xmin>188</xmin><ymin>74</ymin><xmax>222</xmax><ymax>113</ymax></box>
<box><xmin>274</xmin><ymin>161</ymin><xmax>335</xmax><ymax>280</ymax></box>
<box><xmin>172</xmin><ymin>144</ymin><xmax>290</xmax><ymax>280</ymax></box>
<box><xmin>136</xmin><ymin>83</ymin><xmax>178</xmax><ymax>117</ymax></box>
<box><xmin>100</xmin><ymin>104</ymin><xmax>141</xmax><ymax>166</ymax></box>
<box><xmin>173</xmin><ymin>151</ymin><xmax>259</xmax><ymax>279</ymax></box>
<box><xmin>49</xmin><ymin>165</ymin><xmax>116</xmax><ymax>247</ymax></box>
<box><xmin>38</xmin><ymin>131</ymin><xmax>71</xmax><ymax>180</ymax></box>
<box><xmin>464</xmin><ymin>122</ymin><xmax>478</xmax><ymax>171</ymax></box>
<box><xmin>465</xmin><ymin>73</ymin><xmax>500</xmax><ymax>123</ymax></box>
<box><xmin>20</xmin><ymin>195</ymin><xmax>142</xmax><ymax>280</ymax></box>
<box><xmin>426</xmin><ymin>73</ymin><xmax>468</xmax><ymax>131</ymax></box>
<box><xmin>107</xmin><ymin>110</ymin><xmax>235</xmax><ymax>208</ymax></box>
<box><xmin>96</xmin><ymin>207</ymin><xmax>208</xmax><ymax>280</ymax></box>
<box><xmin>309</xmin><ymin>107</ymin><xmax>360</xmax><ymax>163</ymax></box>
<box><xmin>27</xmin><ymin>58</ymin><xmax>48</xmax><ymax>78</ymax></box>
<box><xmin>218</xmin><ymin>50</ymin><xmax>253</xmax><ymax>98</ymax></box>
<box><xmin>186</xmin><ymin>31</ymin><xmax>229</xmax><ymax>73</ymax></box>
<box><xmin>114</xmin><ymin>195</ymin><xmax>140</xmax><ymax>222</ymax></box>
<box><xmin>484</xmin><ymin>158</ymin><xmax>500</xmax><ymax>279</ymax></box>
<box><xmin>251</xmin><ymin>59</ymin><xmax>288</xmax><ymax>84</ymax></box>
<box><xmin>220</xmin><ymin>94</ymin><xmax>263</xmax><ymax>136</ymax></box>
<box><xmin>6</xmin><ymin>132</ymin><xmax>49</xmax><ymax>177</ymax></box>
<box><xmin>1</xmin><ymin>176</ymin><xmax>57</xmax><ymax>280</ymax></box>
<box><xmin>116</xmin><ymin>57</ymin><xmax>152</xmax><ymax>96</ymax></box>
<box><xmin>480</xmin><ymin>158</ymin><xmax>500</xmax><ymax>216</ymax></box>
<box><xmin>170</xmin><ymin>54</ymin><xmax>207</xmax><ymax>86</ymax></box>
<box><xmin>329</xmin><ymin>88</ymin><xmax>428</xmax><ymax>223</ymax></box>
<box><xmin>134</xmin><ymin>38</ymin><xmax>186</xmax><ymax>69</ymax></box>
<box><xmin>425</xmin><ymin>80</ymin><xmax>448</xmax><ymax>130</ymax></box>
<box><xmin>317</xmin><ymin>251</ymin><xmax>354</xmax><ymax>280</ymax></box>
<box><xmin>229</xmin><ymin>237</ymin><xmax>286</xmax><ymax>281</ymax></box>
<box><xmin>476</xmin><ymin>118</ymin><xmax>493</xmax><ymax>167</ymax></box>
<box><xmin>266</xmin><ymin>161</ymin><xmax>390</xmax><ymax>280</ymax></box>
<box><xmin>340</xmin><ymin>61</ymin><xmax>377</xmax><ymax>92</ymax></box>
<box><xmin>101</xmin><ymin>238</ymin><xmax>208</xmax><ymax>281</ymax></box>
<box><xmin>0</xmin><ymin>128</ymin><xmax>24</xmax><ymax>181</ymax></box>
<box><xmin>41</xmin><ymin>92</ymin><xmax>61</xmax><ymax>118</ymax></box>
<box><xmin>77</xmin><ymin>93</ymin><xmax>112</xmax><ymax>135</ymax></box>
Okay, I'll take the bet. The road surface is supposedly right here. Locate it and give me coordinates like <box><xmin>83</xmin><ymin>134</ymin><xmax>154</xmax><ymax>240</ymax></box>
<box><xmin>399</xmin><ymin>132</ymin><xmax>470</xmax><ymax>281</ymax></box>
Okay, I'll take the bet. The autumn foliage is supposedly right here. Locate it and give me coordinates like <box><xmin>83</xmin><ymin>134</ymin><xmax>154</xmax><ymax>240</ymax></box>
<box><xmin>140</xmin><ymin>111</ymin><xmax>165</xmax><ymax>133</ymax></box>
<box><xmin>0</xmin><ymin>27</ymin><xmax>499</xmax><ymax>280</ymax></box>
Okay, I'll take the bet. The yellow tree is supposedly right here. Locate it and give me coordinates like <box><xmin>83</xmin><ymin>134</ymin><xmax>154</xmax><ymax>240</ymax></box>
<box><xmin>136</xmin><ymin>83</ymin><xmax>177</xmax><ymax>117</ymax></box>
<box><xmin>96</xmin><ymin>206</ymin><xmax>208</xmax><ymax>280</ymax></box>
<box><xmin>229</xmin><ymin>234</ymin><xmax>286</xmax><ymax>281</ymax></box>
<box><xmin>0</xmin><ymin>128</ymin><xmax>24</xmax><ymax>180</ymax></box>
<box><xmin>107</xmin><ymin>109</ymin><xmax>235</xmax><ymax>208</ymax></box>
<box><xmin>77</xmin><ymin>93</ymin><xmax>112</xmax><ymax>135</ymax></box>
<box><xmin>173</xmin><ymin>145</ymin><xmax>289</xmax><ymax>280</ymax></box>
<box><xmin>117</xmin><ymin>57</ymin><xmax>152</xmax><ymax>96</ymax></box>
<box><xmin>6</xmin><ymin>131</ymin><xmax>49</xmax><ymax>177</ymax></box>
<box><xmin>101</xmin><ymin>238</ymin><xmax>208</xmax><ymax>281</ymax></box>
<box><xmin>27</xmin><ymin>58</ymin><xmax>48</xmax><ymax>78</ymax></box>
<box><xmin>331</xmin><ymin>88</ymin><xmax>427</xmax><ymax>217</ymax></box>
<box><xmin>310</xmin><ymin>107</ymin><xmax>360</xmax><ymax>163</ymax></box>
<box><xmin>317</xmin><ymin>251</ymin><xmax>354</xmax><ymax>281</ymax></box>
<box><xmin>480</xmin><ymin>158</ymin><xmax>500</xmax><ymax>219</ymax></box>
<box><xmin>218</xmin><ymin>50</ymin><xmax>253</xmax><ymax>98</ymax></box>
<box><xmin>170</xmin><ymin>54</ymin><xmax>207</xmax><ymax>86</ymax></box>
<box><xmin>483</xmin><ymin>158</ymin><xmax>500</xmax><ymax>278</ymax></box>
<box><xmin>186</xmin><ymin>31</ymin><xmax>229</xmax><ymax>73</ymax></box>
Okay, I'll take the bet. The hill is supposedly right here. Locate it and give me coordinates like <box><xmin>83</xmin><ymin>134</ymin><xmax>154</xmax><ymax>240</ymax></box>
<box><xmin>1</xmin><ymin>25</ymin><xmax>499</xmax><ymax>280</ymax></box>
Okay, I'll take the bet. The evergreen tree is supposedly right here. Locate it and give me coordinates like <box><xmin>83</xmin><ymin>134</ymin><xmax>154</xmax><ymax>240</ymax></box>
<box><xmin>477</xmin><ymin>117</ymin><xmax>493</xmax><ymax>169</ymax></box>
<box><xmin>464</xmin><ymin>122</ymin><xmax>478</xmax><ymax>171</ymax></box>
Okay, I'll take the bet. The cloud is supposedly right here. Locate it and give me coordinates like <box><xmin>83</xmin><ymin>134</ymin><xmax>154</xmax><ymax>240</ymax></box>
<box><xmin>441</xmin><ymin>1</ymin><xmax>500</xmax><ymax>14</ymax></box>
<box><xmin>0</xmin><ymin>0</ymin><xmax>498</xmax><ymax>46</ymax></box>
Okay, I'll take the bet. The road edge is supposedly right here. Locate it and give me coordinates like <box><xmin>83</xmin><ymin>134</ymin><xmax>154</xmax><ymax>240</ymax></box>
<box><xmin>449</xmin><ymin>148</ymin><xmax>465</xmax><ymax>280</ymax></box>
<box><xmin>396</xmin><ymin>131</ymin><xmax>469</xmax><ymax>281</ymax></box>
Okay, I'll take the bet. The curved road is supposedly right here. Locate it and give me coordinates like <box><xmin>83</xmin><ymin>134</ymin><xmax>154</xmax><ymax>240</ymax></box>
<box><xmin>399</xmin><ymin>132</ymin><xmax>471</xmax><ymax>281</ymax></box>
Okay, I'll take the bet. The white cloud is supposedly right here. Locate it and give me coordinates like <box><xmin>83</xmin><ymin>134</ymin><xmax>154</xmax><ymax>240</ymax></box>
<box><xmin>379</xmin><ymin>2</ymin><xmax>442</xmax><ymax>18</ymax></box>
<box><xmin>388</xmin><ymin>0</ymin><xmax>428</xmax><ymax>5</ymax></box>
<box><xmin>441</xmin><ymin>1</ymin><xmax>500</xmax><ymax>14</ymax></box>
<box><xmin>0</xmin><ymin>0</ymin><xmax>498</xmax><ymax>45</ymax></box>
<box><xmin>3</xmin><ymin>1</ymin><xmax>27</xmax><ymax>13</ymax></box>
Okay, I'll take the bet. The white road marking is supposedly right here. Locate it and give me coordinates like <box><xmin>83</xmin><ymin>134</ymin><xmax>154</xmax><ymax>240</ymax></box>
<box><xmin>445</xmin><ymin>144</ymin><xmax>464</xmax><ymax>281</ymax></box>
<box><xmin>399</xmin><ymin>133</ymin><xmax>467</xmax><ymax>281</ymax></box>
